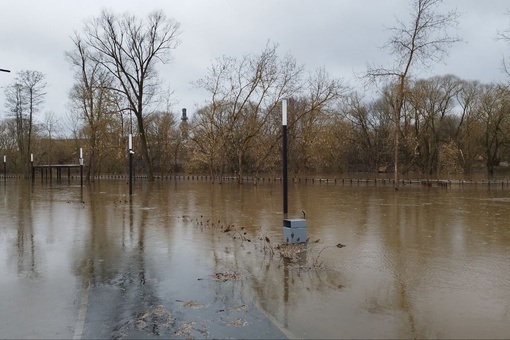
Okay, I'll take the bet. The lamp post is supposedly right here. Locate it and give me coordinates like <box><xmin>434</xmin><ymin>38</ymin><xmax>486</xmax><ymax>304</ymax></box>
<box><xmin>282</xmin><ymin>98</ymin><xmax>288</xmax><ymax>217</ymax></box>
<box><xmin>128</xmin><ymin>110</ymin><xmax>134</xmax><ymax>196</ymax></box>
<box><xmin>79</xmin><ymin>148</ymin><xmax>83</xmax><ymax>188</ymax></box>
<box><xmin>1</xmin><ymin>69</ymin><xmax>9</xmax><ymax>182</ymax></box>
<box><xmin>129</xmin><ymin>133</ymin><xmax>133</xmax><ymax>196</ymax></box>
<box><xmin>31</xmin><ymin>153</ymin><xmax>34</xmax><ymax>182</ymax></box>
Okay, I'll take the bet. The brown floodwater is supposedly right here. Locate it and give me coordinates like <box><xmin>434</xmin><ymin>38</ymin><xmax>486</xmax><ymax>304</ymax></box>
<box><xmin>0</xmin><ymin>179</ymin><xmax>509</xmax><ymax>339</ymax></box>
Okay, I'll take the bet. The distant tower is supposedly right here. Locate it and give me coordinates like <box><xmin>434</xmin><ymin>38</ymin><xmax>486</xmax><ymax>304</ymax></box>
<box><xmin>180</xmin><ymin>108</ymin><xmax>189</xmax><ymax>138</ymax></box>
<box><xmin>181</xmin><ymin>108</ymin><xmax>188</xmax><ymax>122</ymax></box>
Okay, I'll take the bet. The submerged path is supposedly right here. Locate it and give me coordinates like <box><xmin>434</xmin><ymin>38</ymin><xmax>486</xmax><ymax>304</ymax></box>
<box><xmin>72</xmin><ymin>262</ymin><xmax>289</xmax><ymax>339</ymax></box>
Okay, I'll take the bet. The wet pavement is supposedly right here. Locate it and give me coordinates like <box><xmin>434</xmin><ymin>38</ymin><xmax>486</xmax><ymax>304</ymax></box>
<box><xmin>73</xmin><ymin>252</ymin><xmax>290</xmax><ymax>339</ymax></box>
<box><xmin>78</xmin><ymin>270</ymin><xmax>289</xmax><ymax>339</ymax></box>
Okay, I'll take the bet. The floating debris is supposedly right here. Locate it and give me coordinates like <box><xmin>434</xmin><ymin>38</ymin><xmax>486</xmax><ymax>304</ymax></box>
<box><xmin>217</xmin><ymin>304</ymin><xmax>248</xmax><ymax>313</ymax></box>
<box><xmin>228</xmin><ymin>304</ymin><xmax>248</xmax><ymax>312</ymax></box>
<box><xmin>135</xmin><ymin>319</ymin><xmax>147</xmax><ymax>331</ymax></box>
<box><xmin>275</xmin><ymin>243</ymin><xmax>306</xmax><ymax>259</ymax></box>
<box><xmin>177</xmin><ymin>300</ymin><xmax>206</xmax><ymax>309</ymax></box>
<box><xmin>228</xmin><ymin>317</ymin><xmax>249</xmax><ymax>327</ymax></box>
<box><xmin>211</xmin><ymin>271</ymin><xmax>241</xmax><ymax>281</ymax></box>
<box><xmin>174</xmin><ymin>321</ymin><xmax>195</xmax><ymax>337</ymax></box>
<box><xmin>135</xmin><ymin>305</ymin><xmax>174</xmax><ymax>331</ymax></box>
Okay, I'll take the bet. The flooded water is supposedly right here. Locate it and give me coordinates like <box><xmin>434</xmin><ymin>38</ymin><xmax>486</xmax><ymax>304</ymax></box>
<box><xmin>1</xmin><ymin>179</ymin><xmax>509</xmax><ymax>339</ymax></box>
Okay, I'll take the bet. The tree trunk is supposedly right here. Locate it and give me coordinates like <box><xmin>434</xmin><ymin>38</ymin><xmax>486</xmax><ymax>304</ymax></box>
<box><xmin>394</xmin><ymin>119</ymin><xmax>399</xmax><ymax>190</ymax></box>
<box><xmin>238</xmin><ymin>150</ymin><xmax>243</xmax><ymax>184</ymax></box>
<box><xmin>136</xmin><ymin>116</ymin><xmax>154</xmax><ymax>181</ymax></box>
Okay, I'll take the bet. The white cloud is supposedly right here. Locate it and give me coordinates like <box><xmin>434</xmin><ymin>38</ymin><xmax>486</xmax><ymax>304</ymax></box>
<box><xmin>1</xmin><ymin>0</ymin><xmax>510</xmax><ymax>125</ymax></box>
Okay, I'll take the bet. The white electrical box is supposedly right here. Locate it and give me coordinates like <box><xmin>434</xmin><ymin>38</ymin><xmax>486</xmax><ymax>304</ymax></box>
<box><xmin>283</xmin><ymin>218</ymin><xmax>307</xmax><ymax>243</ymax></box>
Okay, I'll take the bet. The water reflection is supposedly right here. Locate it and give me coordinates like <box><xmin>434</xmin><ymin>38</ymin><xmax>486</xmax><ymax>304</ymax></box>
<box><xmin>15</xmin><ymin>184</ymin><xmax>37</xmax><ymax>277</ymax></box>
<box><xmin>1</xmin><ymin>180</ymin><xmax>509</xmax><ymax>338</ymax></box>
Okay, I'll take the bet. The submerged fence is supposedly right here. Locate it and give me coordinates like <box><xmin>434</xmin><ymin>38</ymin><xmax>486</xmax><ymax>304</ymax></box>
<box><xmin>78</xmin><ymin>174</ymin><xmax>510</xmax><ymax>188</ymax></box>
<box><xmin>3</xmin><ymin>170</ymin><xmax>510</xmax><ymax>188</ymax></box>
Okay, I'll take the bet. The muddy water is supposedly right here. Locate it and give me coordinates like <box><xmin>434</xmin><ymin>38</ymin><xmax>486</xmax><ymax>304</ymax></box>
<box><xmin>0</xmin><ymin>179</ymin><xmax>509</xmax><ymax>338</ymax></box>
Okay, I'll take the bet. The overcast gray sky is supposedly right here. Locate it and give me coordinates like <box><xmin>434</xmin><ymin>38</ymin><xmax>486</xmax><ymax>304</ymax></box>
<box><xmin>1</xmin><ymin>0</ymin><xmax>510</xmax><ymax>125</ymax></box>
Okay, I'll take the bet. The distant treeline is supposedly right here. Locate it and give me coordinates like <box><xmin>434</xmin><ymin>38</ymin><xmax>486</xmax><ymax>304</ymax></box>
<box><xmin>2</xmin><ymin>73</ymin><xmax>510</xmax><ymax>182</ymax></box>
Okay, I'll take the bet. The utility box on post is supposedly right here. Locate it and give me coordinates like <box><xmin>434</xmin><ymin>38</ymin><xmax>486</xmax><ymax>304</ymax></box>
<box><xmin>283</xmin><ymin>218</ymin><xmax>307</xmax><ymax>244</ymax></box>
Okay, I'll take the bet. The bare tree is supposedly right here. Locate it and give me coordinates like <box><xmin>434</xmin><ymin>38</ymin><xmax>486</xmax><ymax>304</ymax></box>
<box><xmin>81</xmin><ymin>9</ymin><xmax>181</xmax><ymax>180</ymax></box>
<box><xmin>287</xmin><ymin>68</ymin><xmax>349</xmax><ymax>176</ymax></box>
<box><xmin>497</xmin><ymin>12</ymin><xmax>510</xmax><ymax>77</ymax></box>
<box><xmin>405</xmin><ymin>75</ymin><xmax>462</xmax><ymax>174</ymax></box>
<box><xmin>0</xmin><ymin>119</ymin><xmax>17</xmax><ymax>169</ymax></box>
<box><xmin>144</xmin><ymin>110</ymin><xmax>180</xmax><ymax>176</ymax></box>
<box><xmin>3</xmin><ymin>70</ymin><xmax>46</xmax><ymax>177</ymax></box>
<box><xmin>192</xmin><ymin>43</ymin><xmax>302</xmax><ymax>183</ymax></box>
<box><xmin>188</xmin><ymin>104</ymin><xmax>226</xmax><ymax>180</ymax></box>
<box><xmin>475</xmin><ymin>84</ymin><xmax>510</xmax><ymax>175</ymax></box>
<box><xmin>4</xmin><ymin>83</ymin><xmax>25</xmax><ymax>163</ymax></box>
<box><xmin>366</xmin><ymin>0</ymin><xmax>460</xmax><ymax>189</ymax></box>
<box><xmin>455</xmin><ymin>80</ymin><xmax>484</xmax><ymax>172</ymax></box>
<box><xmin>66</xmin><ymin>33</ymin><xmax>121</xmax><ymax>180</ymax></box>
<box><xmin>40</xmin><ymin>110</ymin><xmax>60</xmax><ymax>165</ymax></box>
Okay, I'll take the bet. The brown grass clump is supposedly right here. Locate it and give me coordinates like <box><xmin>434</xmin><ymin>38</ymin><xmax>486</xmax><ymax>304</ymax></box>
<box><xmin>177</xmin><ymin>300</ymin><xmax>206</xmax><ymax>309</ymax></box>
<box><xmin>136</xmin><ymin>305</ymin><xmax>174</xmax><ymax>331</ymax></box>
<box><xmin>174</xmin><ymin>321</ymin><xmax>195</xmax><ymax>337</ymax></box>
<box><xmin>274</xmin><ymin>243</ymin><xmax>306</xmax><ymax>260</ymax></box>
<box><xmin>211</xmin><ymin>271</ymin><xmax>241</xmax><ymax>281</ymax></box>
<box><xmin>228</xmin><ymin>317</ymin><xmax>249</xmax><ymax>327</ymax></box>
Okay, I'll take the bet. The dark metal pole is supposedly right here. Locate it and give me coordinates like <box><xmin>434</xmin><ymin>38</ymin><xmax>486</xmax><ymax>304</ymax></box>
<box><xmin>2</xmin><ymin>69</ymin><xmax>10</xmax><ymax>182</ymax></box>
<box><xmin>128</xmin><ymin>111</ymin><xmax>134</xmax><ymax>196</ymax></box>
<box><xmin>31</xmin><ymin>154</ymin><xmax>34</xmax><ymax>182</ymax></box>
<box><xmin>79</xmin><ymin>148</ymin><xmax>83</xmax><ymax>188</ymax></box>
<box><xmin>282</xmin><ymin>99</ymin><xmax>288</xmax><ymax>216</ymax></box>
<box><xmin>129</xmin><ymin>134</ymin><xmax>133</xmax><ymax>196</ymax></box>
